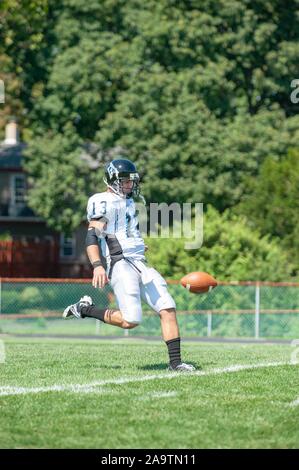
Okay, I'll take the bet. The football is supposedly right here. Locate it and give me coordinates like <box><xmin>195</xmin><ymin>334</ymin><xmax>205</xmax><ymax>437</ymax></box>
<box><xmin>180</xmin><ymin>271</ymin><xmax>218</xmax><ymax>294</ymax></box>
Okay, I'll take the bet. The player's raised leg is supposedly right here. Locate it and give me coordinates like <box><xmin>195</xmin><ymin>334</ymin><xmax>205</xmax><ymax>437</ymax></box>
<box><xmin>63</xmin><ymin>261</ymin><xmax>143</xmax><ymax>329</ymax></box>
<box><xmin>62</xmin><ymin>296</ymin><xmax>138</xmax><ymax>329</ymax></box>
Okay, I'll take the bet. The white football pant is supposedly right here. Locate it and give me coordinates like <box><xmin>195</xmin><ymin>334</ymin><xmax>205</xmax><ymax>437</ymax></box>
<box><xmin>110</xmin><ymin>259</ymin><xmax>176</xmax><ymax>324</ymax></box>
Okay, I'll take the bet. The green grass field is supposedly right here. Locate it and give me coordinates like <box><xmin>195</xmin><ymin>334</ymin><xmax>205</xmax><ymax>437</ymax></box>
<box><xmin>0</xmin><ymin>336</ymin><xmax>299</xmax><ymax>449</ymax></box>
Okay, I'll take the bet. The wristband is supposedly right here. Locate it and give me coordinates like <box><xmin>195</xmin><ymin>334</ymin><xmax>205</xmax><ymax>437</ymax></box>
<box><xmin>92</xmin><ymin>260</ymin><xmax>103</xmax><ymax>269</ymax></box>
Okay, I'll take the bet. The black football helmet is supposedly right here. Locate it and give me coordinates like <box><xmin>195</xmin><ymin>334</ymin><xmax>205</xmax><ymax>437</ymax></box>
<box><xmin>104</xmin><ymin>158</ymin><xmax>141</xmax><ymax>199</ymax></box>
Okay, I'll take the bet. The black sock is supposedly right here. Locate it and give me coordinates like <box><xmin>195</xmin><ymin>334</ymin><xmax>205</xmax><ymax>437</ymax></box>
<box><xmin>166</xmin><ymin>337</ymin><xmax>181</xmax><ymax>368</ymax></box>
<box><xmin>81</xmin><ymin>305</ymin><xmax>106</xmax><ymax>323</ymax></box>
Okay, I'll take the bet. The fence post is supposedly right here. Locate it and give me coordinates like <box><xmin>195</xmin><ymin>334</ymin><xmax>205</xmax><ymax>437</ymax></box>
<box><xmin>207</xmin><ymin>311</ymin><xmax>212</xmax><ymax>337</ymax></box>
<box><xmin>255</xmin><ymin>282</ymin><xmax>260</xmax><ymax>339</ymax></box>
<box><xmin>124</xmin><ymin>329</ymin><xmax>129</xmax><ymax>337</ymax></box>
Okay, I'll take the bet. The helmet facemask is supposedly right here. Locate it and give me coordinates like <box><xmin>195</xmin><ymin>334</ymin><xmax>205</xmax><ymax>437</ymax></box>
<box><xmin>104</xmin><ymin>172</ymin><xmax>140</xmax><ymax>199</ymax></box>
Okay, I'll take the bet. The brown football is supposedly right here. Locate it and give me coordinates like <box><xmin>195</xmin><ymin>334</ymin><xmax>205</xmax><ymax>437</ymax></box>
<box><xmin>180</xmin><ymin>271</ymin><xmax>218</xmax><ymax>294</ymax></box>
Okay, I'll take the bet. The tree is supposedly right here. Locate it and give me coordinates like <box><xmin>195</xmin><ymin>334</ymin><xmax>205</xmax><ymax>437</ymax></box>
<box><xmin>24</xmin><ymin>125</ymin><xmax>93</xmax><ymax>233</ymax></box>
<box><xmin>237</xmin><ymin>148</ymin><xmax>299</xmax><ymax>274</ymax></box>
<box><xmin>96</xmin><ymin>75</ymin><xmax>299</xmax><ymax>209</ymax></box>
<box><xmin>0</xmin><ymin>0</ymin><xmax>56</xmax><ymax>138</ymax></box>
<box><xmin>16</xmin><ymin>0</ymin><xmax>299</xmax><ymax>238</ymax></box>
<box><xmin>144</xmin><ymin>206</ymin><xmax>294</xmax><ymax>281</ymax></box>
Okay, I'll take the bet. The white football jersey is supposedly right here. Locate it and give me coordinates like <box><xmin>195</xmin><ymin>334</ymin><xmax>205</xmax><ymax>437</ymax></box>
<box><xmin>87</xmin><ymin>191</ymin><xmax>146</xmax><ymax>270</ymax></box>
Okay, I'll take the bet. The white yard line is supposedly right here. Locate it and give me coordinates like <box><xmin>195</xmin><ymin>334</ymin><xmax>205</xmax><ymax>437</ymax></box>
<box><xmin>288</xmin><ymin>398</ymin><xmax>299</xmax><ymax>407</ymax></box>
<box><xmin>142</xmin><ymin>391</ymin><xmax>178</xmax><ymax>399</ymax></box>
<box><xmin>0</xmin><ymin>361</ymin><xmax>295</xmax><ymax>397</ymax></box>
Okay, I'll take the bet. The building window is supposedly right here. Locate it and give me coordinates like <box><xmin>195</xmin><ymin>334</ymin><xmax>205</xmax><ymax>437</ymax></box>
<box><xmin>8</xmin><ymin>174</ymin><xmax>27</xmax><ymax>216</ymax></box>
<box><xmin>12</xmin><ymin>175</ymin><xmax>26</xmax><ymax>205</ymax></box>
<box><xmin>60</xmin><ymin>234</ymin><xmax>76</xmax><ymax>259</ymax></box>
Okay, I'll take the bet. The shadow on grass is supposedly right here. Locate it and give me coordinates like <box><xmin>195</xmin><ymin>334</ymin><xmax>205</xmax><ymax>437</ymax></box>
<box><xmin>139</xmin><ymin>363</ymin><xmax>168</xmax><ymax>371</ymax></box>
<box><xmin>140</xmin><ymin>363</ymin><xmax>200</xmax><ymax>371</ymax></box>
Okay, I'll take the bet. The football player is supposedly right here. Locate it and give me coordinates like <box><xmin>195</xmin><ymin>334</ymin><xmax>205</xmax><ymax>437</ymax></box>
<box><xmin>63</xmin><ymin>158</ymin><xmax>195</xmax><ymax>371</ymax></box>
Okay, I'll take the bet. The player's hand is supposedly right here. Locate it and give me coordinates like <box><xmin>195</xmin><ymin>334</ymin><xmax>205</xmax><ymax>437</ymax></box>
<box><xmin>92</xmin><ymin>266</ymin><xmax>108</xmax><ymax>289</ymax></box>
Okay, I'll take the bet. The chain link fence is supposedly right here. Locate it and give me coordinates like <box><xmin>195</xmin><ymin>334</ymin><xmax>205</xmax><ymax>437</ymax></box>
<box><xmin>0</xmin><ymin>278</ymin><xmax>299</xmax><ymax>339</ymax></box>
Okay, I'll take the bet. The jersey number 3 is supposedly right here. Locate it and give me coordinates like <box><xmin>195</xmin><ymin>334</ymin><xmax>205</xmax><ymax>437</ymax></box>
<box><xmin>93</xmin><ymin>201</ymin><xmax>107</xmax><ymax>216</ymax></box>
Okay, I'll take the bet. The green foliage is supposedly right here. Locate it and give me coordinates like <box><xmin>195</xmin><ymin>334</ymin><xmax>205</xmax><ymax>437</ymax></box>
<box><xmin>97</xmin><ymin>81</ymin><xmax>299</xmax><ymax>209</ymax></box>
<box><xmin>0</xmin><ymin>232</ymin><xmax>12</xmax><ymax>241</ymax></box>
<box><xmin>0</xmin><ymin>0</ymin><xmax>54</xmax><ymax>136</ymax></box>
<box><xmin>19</xmin><ymin>287</ymin><xmax>44</xmax><ymax>306</ymax></box>
<box><xmin>145</xmin><ymin>206</ymin><xmax>294</xmax><ymax>281</ymax></box>
<box><xmin>1</xmin><ymin>0</ymin><xmax>298</xmax><ymax>279</ymax></box>
<box><xmin>238</xmin><ymin>148</ymin><xmax>299</xmax><ymax>274</ymax></box>
<box><xmin>20</xmin><ymin>0</ymin><xmax>299</xmax><ymax>234</ymax></box>
<box><xmin>23</xmin><ymin>126</ymin><xmax>94</xmax><ymax>233</ymax></box>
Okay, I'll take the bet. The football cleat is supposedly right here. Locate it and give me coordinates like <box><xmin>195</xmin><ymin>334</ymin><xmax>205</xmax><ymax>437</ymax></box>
<box><xmin>62</xmin><ymin>295</ymin><xmax>93</xmax><ymax>319</ymax></box>
<box><xmin>168</xmin><ymin>362</ymin><xmax>196</xmax><ymax>372</ymax></box>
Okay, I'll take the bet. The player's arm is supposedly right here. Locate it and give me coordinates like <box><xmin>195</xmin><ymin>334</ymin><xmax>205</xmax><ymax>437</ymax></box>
<box><xmin>86</xmin><ymin>219</ymin><xmax>108</xmax><ymax>289</ymax></box>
